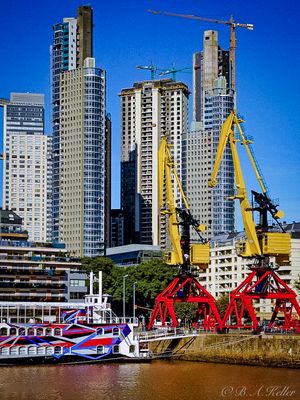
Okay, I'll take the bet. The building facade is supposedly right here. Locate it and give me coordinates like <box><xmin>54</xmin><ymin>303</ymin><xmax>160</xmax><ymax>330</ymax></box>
<box><xmin>110</xmin><ymin>209</ymin><xmax>125</xmax><ymax>248</ymax></box>
<box><xmin>0</xmin><ymin>210</ymin><xmax>87</xmax><ymax>302</ymax></box>
<box><xmin>187</xmin><ymin>31</ymin><xmax>234</xmax><ymax>239</ymax></box>
<box><xmin>2</xmin><ymin>93</ymin><xmax>52</xmax><ymax>243</ymax></box>
<box><xmin>51</xmin><ymin>6</ymin><xmax>107</xmax><ymax>257</ymax></box>
<box><xmin>120</xmin><ymin>79</ymin><xmax>189</xmax><ymax>246</ymax></box>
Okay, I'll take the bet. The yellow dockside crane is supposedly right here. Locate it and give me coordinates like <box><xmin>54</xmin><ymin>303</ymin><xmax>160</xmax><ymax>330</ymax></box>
<box><xmin>209</xmin><ymin>110</ymin><xmax>300</xmax><ymax>332</ymax></box>
<box><xmin>148</xmin><ymin>137</ymin><xmax>221</xmax><ymax>330</ymax></box>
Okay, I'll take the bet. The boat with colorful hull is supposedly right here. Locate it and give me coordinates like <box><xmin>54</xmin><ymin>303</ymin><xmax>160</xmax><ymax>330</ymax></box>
<box><xmin>0</xmin><ymin>279</ymin><xmax>149</xmax><ymax>364</ymax></box>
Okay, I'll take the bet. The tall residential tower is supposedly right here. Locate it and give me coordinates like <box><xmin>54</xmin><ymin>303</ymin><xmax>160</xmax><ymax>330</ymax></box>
<box><xmin>120</xmin><ymin>79</ymin><xmax>189</xmax><ymax>246</ymax></box>
<box><xmin>51</xmin><ymin>6</ymin><xmax>107</xmax><ymax>257</ymax></box>
<box><xmin>2</xmin><ymin>93</ymin><xmax>52</xmax><ymax>242</ymax></box>
<box><xmin>187</xmin><ymin>31</ymin><xmax>234</xmax><ymax>239</ymax></box>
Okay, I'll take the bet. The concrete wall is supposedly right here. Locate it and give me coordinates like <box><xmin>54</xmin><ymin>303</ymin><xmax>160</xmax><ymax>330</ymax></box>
<box><xmin>149</xmin><ymin>334</ymin><xmax>300</xmax><ymax>368</ymax></box>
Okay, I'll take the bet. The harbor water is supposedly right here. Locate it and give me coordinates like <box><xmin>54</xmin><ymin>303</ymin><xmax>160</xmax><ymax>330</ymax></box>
<box><xmin>0</xmin><ymin>360</ymin><xmax>299</xmax><ymax>400</ymax></box>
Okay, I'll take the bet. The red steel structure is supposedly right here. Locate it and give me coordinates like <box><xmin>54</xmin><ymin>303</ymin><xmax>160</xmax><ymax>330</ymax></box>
<box><xmin>148</xmin><ymin>275</ymin><xmax>222</xmax><ymax>330</ymax></box>
<box><xmin>223</xmin><ymin>268</ymin><xmax>300</xmax><ymax>333</ymax></box>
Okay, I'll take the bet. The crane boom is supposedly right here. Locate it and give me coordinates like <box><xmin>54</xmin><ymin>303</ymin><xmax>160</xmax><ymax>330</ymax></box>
<box><xmin>209</xmin><ymin>110</ymin><xmax>290</xmax><ymax>263</ymax></box>
<box><xmin>208</xmin><ymin>111</ymin><xmax>261</xmax><ymax>256</ymax></box>
<box><xmin>159</xmin><ymin>136</ymin><xmax>208</xmax><ymax>269</ymax></box>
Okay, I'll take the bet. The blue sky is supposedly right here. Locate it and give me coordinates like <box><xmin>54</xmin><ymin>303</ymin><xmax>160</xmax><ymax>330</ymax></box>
<box><xmin>0</xmin><ymin>0</ymin><xmax>299</xmax><ymax>227</ymax></box>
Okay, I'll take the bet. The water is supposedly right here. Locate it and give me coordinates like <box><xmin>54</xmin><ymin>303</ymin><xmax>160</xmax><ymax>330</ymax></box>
<box><xmin>0</xmin><ymin>361</ymin><xmax>299</xmax><ymax>400</ymax></box>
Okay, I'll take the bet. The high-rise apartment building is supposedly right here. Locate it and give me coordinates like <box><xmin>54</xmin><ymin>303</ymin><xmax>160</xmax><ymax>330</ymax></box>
<box><xmin>51</xmin><ymin>6</ymin><xmax>107</xmax><ymax>257</ymax></box>
<box><xmin>120</xmin><ymin>79</ymin><xmax>189</xmax><ymax>246</ymax></box>
<box><xmin>2</xmin><ymin>93</ymin><xmax>52</xmax><ymax>242</ymax></box>
<box><xmin>187</xmin><ymin>31</ymin><xmax>234</xmax><ymax>239</ymax></box>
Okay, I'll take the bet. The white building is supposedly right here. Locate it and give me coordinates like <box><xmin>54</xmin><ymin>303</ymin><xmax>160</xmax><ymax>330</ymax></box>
<box><xmin>120</xmin><ymin>79</ymin><xmax>189</xmax><ymax>246</ymax></box>
<box><xmin>2</xmin><ymin>93</ymin><xmax>52</xmax><ymax>242</ymax></box>
<box><xmin>198</xmin><ymin>223</ymin><xmax>300</xmax><ymax>315</ymax></box>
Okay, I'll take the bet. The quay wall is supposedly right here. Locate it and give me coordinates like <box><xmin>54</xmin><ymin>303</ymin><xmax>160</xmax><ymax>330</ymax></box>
<box><xmin>149</xmin><ymin>334</ymin><xmax>300</xmax><ymax>368</ymax></box>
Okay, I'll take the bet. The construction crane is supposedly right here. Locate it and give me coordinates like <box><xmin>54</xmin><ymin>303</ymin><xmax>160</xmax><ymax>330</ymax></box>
<box><xmin>148</xmin><ymin>136</ymin><xmax>222</xmax><ymax>330</ymax></box>
<box><xmin>159</xmin><ymin>65</ymin><xmax>191</xmax><ymax>81</ymax></box>
<box><xmin>148</xmin><ymin>10</ymin><xmax>253</xmax><ymax>93</ymax></box>
<box><xmin>136</xmin><ymin>63</ymin><xmax>168</xmax><ymax>80</ymax></box>
<box><xmin>209</xmin><ymin>110</ymin><xmax>300</xmax><ymax>333</ymax></box>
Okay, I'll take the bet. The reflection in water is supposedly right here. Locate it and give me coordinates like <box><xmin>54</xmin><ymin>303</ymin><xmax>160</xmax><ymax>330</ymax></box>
<box><xmin>0</xmin><ymin>361</ymin><xmax>299</xmax><ymax>400</ymax></box>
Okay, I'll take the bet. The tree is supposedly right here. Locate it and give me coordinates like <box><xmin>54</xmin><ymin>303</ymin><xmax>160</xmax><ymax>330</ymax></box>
<box><xmin>81</xmin><ymin>257</ymin><xmax>176</xmax><ymax>316</ymax></box>
<box><xmin>215</xmin><ymin>293</ymin><xmax>230</xmax><ymax>318</ymax></box>
<box><xmin>174</xmin><ymin>303</ymin><xmax>198</xmax><ymax>326</ymax></box>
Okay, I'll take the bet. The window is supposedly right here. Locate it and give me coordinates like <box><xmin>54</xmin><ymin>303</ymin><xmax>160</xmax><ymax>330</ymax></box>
<box><xmin>97</xmin><ymin>345</ymin><xmax>104</xmax><ymax>354</ymax></box>
<box><xmin>113</xmin><ymin>345</ymin><xmax>119</xmax><ymax>354</ymax></box>
<box><xmin>129</xmin><ymin>345</ymin><xmax>135</xmax><ymax>353</ymax></box>
<box><xmin>54</xmin><ymin>328</ymin><xmax>62</xmax><ymax>336</ymax></box>
<box><xmin>28</xmin><ymin>346</ymin><xmax>37</xmax><ymax>355</ymax></box>
<box><xmin>112</xmin><ymin>327</ymin><xmax>119</xmax><ymax>336</ymax></box>
<box><xmin>96</xmin><ymin>328</ymin><xmax>104</xmax><ymax>335</ymax></box>
<box><xmin>46</xmin><ymin>346</ymin><xmax>54</xmax><ymax>355</ymax></box>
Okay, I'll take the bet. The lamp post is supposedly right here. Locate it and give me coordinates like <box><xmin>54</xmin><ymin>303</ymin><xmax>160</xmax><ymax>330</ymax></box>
<box><xmin>123</xmin><ymin>274</ymin><xmax>128</xmax><ymax>321</ymax></box>
<box><xmin>133</xmin><ymin>282</ymin><xmax>137</xmax><ymax>320</ymax></box>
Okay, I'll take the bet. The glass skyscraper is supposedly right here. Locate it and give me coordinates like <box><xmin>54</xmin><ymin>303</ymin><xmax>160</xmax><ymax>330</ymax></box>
<box><xmin>51</xmin><ymin>6</ymin><xmax>106</xmax><ymax>257</ymax></box>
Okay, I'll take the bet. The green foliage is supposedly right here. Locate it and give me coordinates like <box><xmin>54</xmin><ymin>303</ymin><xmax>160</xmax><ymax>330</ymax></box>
<box><xmin>81</xmin><ymin>257</ymin><xmax>176</xmax><ymax>315</ymax></box>
<box><xmin>215</xmin><ymin>293</ymin><xmax>230</xmax><ymax>318</ymax></box>
<box><xmin>174</xmin><ymin>303</ymin><xmax>198</xmax><ymax>325</ymax></box>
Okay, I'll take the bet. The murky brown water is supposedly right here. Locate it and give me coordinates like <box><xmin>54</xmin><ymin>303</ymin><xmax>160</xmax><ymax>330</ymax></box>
<box><xmin>0</xmin><ymin>361</ymin><xmax>299</xmax><ymax>400</ymax></box>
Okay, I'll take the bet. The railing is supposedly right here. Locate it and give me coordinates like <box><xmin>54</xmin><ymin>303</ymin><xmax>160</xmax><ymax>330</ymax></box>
<box><xmin>135</xmin><ymin>327</ymin><xmax>199</xmax><ymax>341</ymax></box>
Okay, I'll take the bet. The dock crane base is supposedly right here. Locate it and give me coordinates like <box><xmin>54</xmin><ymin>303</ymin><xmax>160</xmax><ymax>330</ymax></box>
<box><xmin>148</xmin><ymin>275</ymin><xmax>222</xmax><ymax>330</ymax></box>
<box><xmin>223</xmin><ymin>268</ymin><xmax>300</xmax><ymax>333</ymax></box>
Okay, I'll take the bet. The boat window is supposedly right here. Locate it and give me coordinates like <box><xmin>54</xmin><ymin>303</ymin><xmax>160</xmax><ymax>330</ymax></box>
<box><xmin>10</xmin><ymin>328</ymin><xmax>17</xmax><ymax>336</ymax></box>
<box><xmin>19</xmin><ymin>346</ymin><xmax>27</xmax><ymax>355</ymax></box>
<box><xmin>18</xmin><ymin>328</ymin><xmax>25</xmax><ymax>336</ymax></box>
<box><xmin>28</xmin><ymin>346</ymin><xmax>37</xmax><ymax>355</ymax></box>
<box><xmin>0</xmin><ymin>347</ymin><xmax>9</xmax><ymax>355</ymax></box>
<box><xmin>37</xmin><ymin>347</ymin><xmax>45</xmax><ymax>355</ymax></box>
<box><xmin>96</xmin><ymin>345</ymin><xmax>104</xmax><ymax>354</ymax></box>
<box><xmin>27</xmin><ymin>328</ymin><xmax>35</xmax><ymax>336</ymax></box>
<box><xmin>36</xmin><ymin>328</ymin><xmax>44</xmax><ymax>336</ymax></box>
<box><xmin>112</xmin><ymin>327</ymin><xmax>119</xmax><ymax>336</ymax></box>
<box><xmin>45</xmin><ymin>328</ymin><xmax>52</xmax><ymax>336</ymax></box>
<box><xmin>96</xmin><ymin>328</ymin><xmax>104</xmax><ymax>335</ymax></box>
<box><xmin>113</xmin><ymin>345</ymin><xmax>119</xmax><ymax>354</ymax></box>
<box><xmin>129</xmin><ymin>345</ymin><xmax>135</xmax><ymax>353</ymax></box>
<box><xmin>54</xmin><ymin>346</ymin><xmax>61</xmax><ymax>354</ymax></box>
<box><xmin>54</xmin><ymin>328</ymin><xmax>62</xmax><ymax>336</ymax></box>
<box><xmin>0</xmin><ymin>328</ymin><xmax>8</xmax><ymax>336</ymax></box>
<box><xmin>9</xmin><ymin>347</ymin><xmax>18</xmax><ymax>355</ymax></box>
<box><xmin>46</xmin><ymin>346</ymin><xmax>54</xmax><ymax>355</ymax></box>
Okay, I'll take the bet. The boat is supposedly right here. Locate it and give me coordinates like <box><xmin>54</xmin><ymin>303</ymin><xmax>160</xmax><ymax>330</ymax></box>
<box><xmin>0</xmin><ymin>272</ymin><xmax>149</xmax><ymax>365</ymax></box>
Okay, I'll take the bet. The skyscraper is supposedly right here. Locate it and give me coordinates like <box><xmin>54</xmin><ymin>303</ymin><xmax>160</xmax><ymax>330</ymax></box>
<box><xmin>2</xmin><ymin>93</ymin><xmax>52</xmax><ymax>242</ymax></box>
<box><xmin>120</xmin><ymin>79</ymin><xmax>189</xmax><ymax>246</ymax></box>
<box><xmin>187</xmin><ymin>31</ymin><xmax>234</xmax><ymax>239</ymax></box>
<box><xmin>51</xmin><ymin>6</ymin><xmax>107</xmax><ymax>257</ymax></box>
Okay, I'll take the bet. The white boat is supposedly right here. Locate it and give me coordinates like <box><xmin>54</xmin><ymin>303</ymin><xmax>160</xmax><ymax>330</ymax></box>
<box><xmin>0</xmin><ymin>272</ymin><xmax>149</xmax><ymax>365</ymax></box>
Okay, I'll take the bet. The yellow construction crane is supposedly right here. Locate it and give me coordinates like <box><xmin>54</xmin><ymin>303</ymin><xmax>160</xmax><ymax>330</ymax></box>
<box><xmin>159</xmin><ymin>136</ymin><xmax>209</xmax><ymax>270</ymax></box>
<box><xmin>208</xmin><ymin>110</ymin><xmax>290</xmax><ymax>265</ymax></box>
<box><xmin>148</xmin><ymin>10</ymin><xmax>253</xmax><ymax>93</ymax></box>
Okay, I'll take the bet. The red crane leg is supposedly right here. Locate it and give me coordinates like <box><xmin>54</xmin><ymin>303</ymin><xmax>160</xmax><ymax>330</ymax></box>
<box><xmin>222</xmin><ymin>268</ymin><xmax>300</xmax><ymax>332</ymax></box>
<box><xmin>148</xmin><ymin>275</ymin><xmax>222</xmax><ymax>330</ymax></box>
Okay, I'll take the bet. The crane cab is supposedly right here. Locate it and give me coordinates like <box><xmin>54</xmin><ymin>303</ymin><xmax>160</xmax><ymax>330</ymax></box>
<box><xmin>236</xmin><ymin>232</ymin><xmax>291</xmax><ymax>266</ymax></box>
